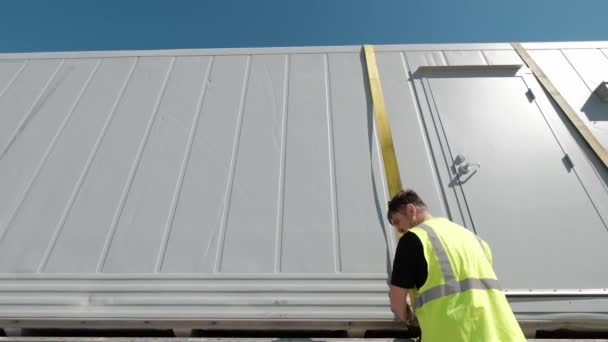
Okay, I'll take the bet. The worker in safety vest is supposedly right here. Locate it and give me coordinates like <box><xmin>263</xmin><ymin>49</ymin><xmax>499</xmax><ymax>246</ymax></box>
<box><xmin>387</xmin><ymin>189</ymin><xmax>525</xmax><ymax>341</ymax></box>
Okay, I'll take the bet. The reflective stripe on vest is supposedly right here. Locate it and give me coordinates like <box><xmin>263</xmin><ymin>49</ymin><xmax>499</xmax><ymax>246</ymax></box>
<box><xmin>414</xmin><ymin>223</ymin><xmax>502</xmax><ymax>309</ymax></box>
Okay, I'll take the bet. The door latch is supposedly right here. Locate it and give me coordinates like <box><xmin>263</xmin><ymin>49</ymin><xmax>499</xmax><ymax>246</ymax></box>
<box><xmin>458</xmin><ymin>162</ymin><xmax>481</xmax><ymax>175</ymax></box>
<box><xmin>454</xmin><ymin>154</ymin><xmax>466</xmax><ymax>165</ymax></box>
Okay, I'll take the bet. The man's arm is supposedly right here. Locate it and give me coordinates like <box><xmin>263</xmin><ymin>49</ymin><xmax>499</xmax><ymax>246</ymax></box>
<box><xmin>389</xmin><ymin>232</ymin><xmax>426</xmax><ymax>324</ymax></box>
<box><xmin>389</xmin><ymin>285</ymin><xmax>410</xmax><ymax>321</ymax></box>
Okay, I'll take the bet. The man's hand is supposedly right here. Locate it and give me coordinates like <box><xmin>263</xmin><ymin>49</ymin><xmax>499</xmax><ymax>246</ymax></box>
<box><xmin>405</xmin><ymin>303</ymin><xmax>419</xmax><ymax>326</ymax></box>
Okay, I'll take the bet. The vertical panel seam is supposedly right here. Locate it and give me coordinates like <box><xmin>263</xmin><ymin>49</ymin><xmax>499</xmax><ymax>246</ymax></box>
<box><xmin>96</xmin><ymin>57</ymin><xmax>176</xmax><ymax>272</ymax></box>
<box><xmin>213</xmin><ymin>55</ymin><xmax>253</xmax><ymax>273</ymax></box>
<box><xmin>324</xmin><ymin>53</ymin><xmax>342</xmax><ymax>273</ymax></box>
<box><xmin>155</xmin><ymin>56</ymin><xmax>215</xmax><ymax>273</ymax></box>
<box><xmin>36</xmin><ymin>59</ymin><xmax>104</xmax><ymax>272</ymax></box>
<box><xmin>274</xmin><ymin>54</ymin><xmax>290</xmax><ymax>274</ymax></box>
<box><xmin>560</xmin><ymin>50</ymin><xmax>594</xmax><ymax>93</ymax></box>
<box><xmin>91</xmin><ymin>58</ymin><xmax>140</xmax><ymax>272</ymax></box>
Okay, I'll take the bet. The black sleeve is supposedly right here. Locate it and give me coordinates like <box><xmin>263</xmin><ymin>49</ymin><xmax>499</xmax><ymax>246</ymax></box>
<box><xmin>390</xmin><ymin>231</ymin><xmax>428</xmax><ymax>289</ymax></box>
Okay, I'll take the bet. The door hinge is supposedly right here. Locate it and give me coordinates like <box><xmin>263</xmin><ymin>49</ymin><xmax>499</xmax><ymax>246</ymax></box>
<box><xmin>562</xmin><ymin>154</ymin><xmax>574</xmax><ymax>170</ymax></box>
<box><xmin>525</xmin><ymin>88</ymin><xmax>535</xmax><ymax>101</ymax></box>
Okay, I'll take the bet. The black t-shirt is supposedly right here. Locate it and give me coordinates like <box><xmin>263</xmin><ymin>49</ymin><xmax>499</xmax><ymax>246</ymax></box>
<box><xmin>390</xmin><ymin>231</ymin><xmax>428</xmax><ymax>289</ymax></box>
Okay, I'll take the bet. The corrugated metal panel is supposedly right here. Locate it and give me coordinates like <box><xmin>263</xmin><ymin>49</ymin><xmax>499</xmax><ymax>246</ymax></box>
<box><xmin>0</xmin><ymin>42</ymin><xmax>608</xmax><ymax>329</ymax></box>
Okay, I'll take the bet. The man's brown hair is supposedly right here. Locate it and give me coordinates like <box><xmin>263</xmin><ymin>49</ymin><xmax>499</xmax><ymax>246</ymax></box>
<box><xmin>387</xmin><ymin>189</ymin><xmax>427</xmax><ymax>224</ymax></box>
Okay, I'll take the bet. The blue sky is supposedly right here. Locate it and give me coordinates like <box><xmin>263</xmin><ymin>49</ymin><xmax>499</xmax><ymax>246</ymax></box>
<box><xmin>1</xmin><ymin>0</ymin><xmax>607</xmax><ymax>53</ymax></box>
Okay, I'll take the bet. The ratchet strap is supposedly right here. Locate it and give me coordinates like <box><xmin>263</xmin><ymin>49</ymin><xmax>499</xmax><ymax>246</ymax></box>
<box><xmin>363</xmin><ymin>45</ymin><xmax>404</xmax><ymax>198</ymax></box>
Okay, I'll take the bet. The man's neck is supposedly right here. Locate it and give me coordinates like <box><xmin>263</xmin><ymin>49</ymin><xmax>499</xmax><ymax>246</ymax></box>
<box><xmin>415</xmin><ymin>210</ymin><xmax>433</xmax><ymax>226</ymax></box>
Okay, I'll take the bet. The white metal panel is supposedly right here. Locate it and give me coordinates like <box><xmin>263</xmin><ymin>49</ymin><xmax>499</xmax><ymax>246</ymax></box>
<box><xmin>562</xmin><ymin>48</ymin><xmax>608</xmax><ymax>93</ymax></box>
<box><xmin>528</xmin><ymin>49</ymin><xmax>608</xmax><ymax>151</ymax></box>
<box><xmin>97</xmin><ymin>57</ymin><xmax>205</xmax><ymax>273</ymax></box>
<box><xmin>443</xmin><ymin>50</ymin><xmax>487</xmax><ymax>66</ymax></box>
<box><xmin>0</xmin><ymin>275</ymin><xmax>392</xmax><ymax>321</ymax></box>
<box><xmin>376</xmin><ymin>51</ymin><xmax>449</xmax><ymax>218</ymax></box>
<box><xmin>482</xmin><ymin>49</ymin><xmax>523</xmax><ymax>65</ymax></box>
<box><xmin>65</xmin><ymin>57</ymin><xmax>211</xmax><ymax>274</ymax></box>
<box><xmin>281</xmin><ymin>54</ymin><xmax>336</xmax><ymax>273</ymax></box>
<box><xmin>406</xmin><ymin>70</ymin><xmax>476</xmax><ymax>229</ymax></box>
<box><xmin>0</xmin><ymin>61</ymin><xmax>24</xmax><ymax>96</ymax></box>
<box><xmin>97</xmin><ymin>58</ymin><xmax>181</xmax><ymax>273</ymax></box>
<box><xmin>0</xmin><ymin>59</ymin><xmax>97</xmax><ymax>252</ymax></box>
<box><xmin>160</xmin><ymin>56</ymin><xmax>250</xmax><ymax>273</ymax></box>
<box><xmin>520</xmin><ymin>73</ymin><xmax>608</xmax><ymax>226</ymax></box>
<box><xmin>522</xmin><ymin>41</ymin><xmax>608</xmax><ymax>50</ymax></box>
<box><xmin>220</xmin><ymin>55</ymin><xmax>287</xmax><ymax>273</ymax></box>
<box><xmin>0</xmin><ymin>60</ymin><xmax>62</xmax><ymax>171</ymax></box>
<box><xmin>404</xmin><ymin>51</ymin><xmax>447</xmax><ymax>73</ymax></box>
<box><xmin>0</xmin><ymin>59</ymin><xmax>136</xmax><ymax>273</ymax></box>
<box><xmin>38</xmin><ymin>59</ymin><xmax>139</xmax><ymax>273</ymax></box>
<box><xmin>424</xmin><ymin>74</ymin><xmax>608</xmax><ymax>288</ymax></box>
<box><xmin>327</xmin><ymin>53</ymin><xmax>389</xmax><ymax>273</ymax></box>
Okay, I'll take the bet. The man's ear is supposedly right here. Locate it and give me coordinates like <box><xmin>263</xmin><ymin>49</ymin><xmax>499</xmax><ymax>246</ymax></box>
<box><xmin>406</xmin><ymin>203</ymin><xmax>416</xmax><ymax>216</ymax></box>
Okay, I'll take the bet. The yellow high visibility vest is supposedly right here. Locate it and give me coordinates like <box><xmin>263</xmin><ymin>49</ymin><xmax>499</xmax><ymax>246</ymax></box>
<box><xmin>408</xmin><ymin>217</ymin><xmax>525</xmax><ymax>342</ymax></box>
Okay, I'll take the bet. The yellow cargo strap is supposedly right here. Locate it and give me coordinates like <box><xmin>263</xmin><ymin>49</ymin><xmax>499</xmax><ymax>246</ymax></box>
<box><xmin>363</xmin><ymin>45</ymin><xmax>403</xmax><ymax>199</ymax></box>
<box><xmin>512</xmin><ymin>43</ymin><xmax>608</xmax><ymax>169</ymax></box>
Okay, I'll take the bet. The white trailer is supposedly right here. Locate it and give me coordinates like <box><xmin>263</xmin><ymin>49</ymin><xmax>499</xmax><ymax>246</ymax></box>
<box><xmin>0</xmin><ymin>41</ymin><xmax>607</xmax><ymax>339</ymax></box>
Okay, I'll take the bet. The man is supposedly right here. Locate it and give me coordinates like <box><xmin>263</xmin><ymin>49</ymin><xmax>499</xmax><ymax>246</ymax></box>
<box><xmin>388</xmin><ymin>189</ymin><xmax>525</xmax><ymax>341</ymax></box>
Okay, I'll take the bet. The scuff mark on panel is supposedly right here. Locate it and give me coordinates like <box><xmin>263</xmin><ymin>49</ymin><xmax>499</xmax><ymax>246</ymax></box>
<box><xmin>0</xmin><ymin>62</ymin><xmax>70</xmax><ymax>161</ymax></box>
